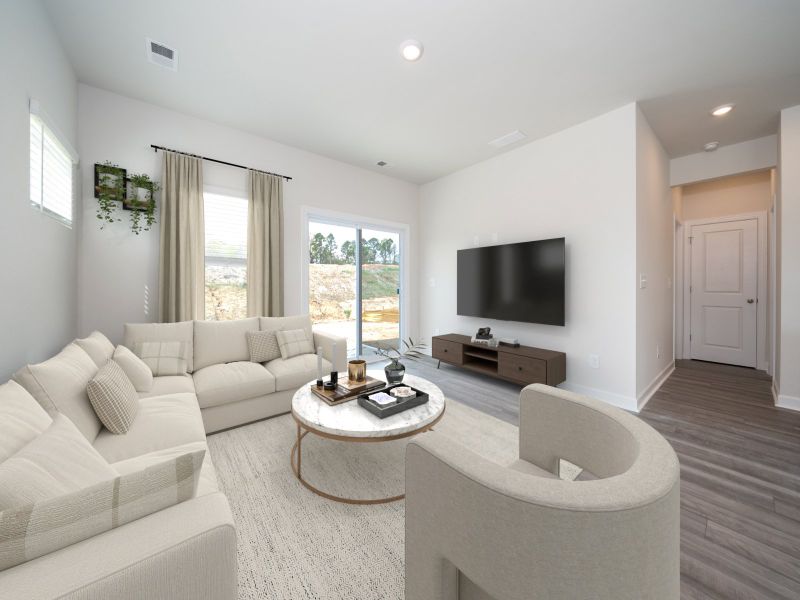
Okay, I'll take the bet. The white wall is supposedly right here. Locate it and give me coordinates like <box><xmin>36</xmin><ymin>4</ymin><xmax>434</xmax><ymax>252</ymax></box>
<box><xmin>77</xmin><ymin>85</ymin><xmax>419</xmax><ymax>343</ymax></box>
<box><xmin>777</xmin><ymin>104</ymin><xmax>800</xmax><ymax>410</ymax></box>
<box><xmin>670</xmin><ymin>135</ymin><xmax>777</xmax><ymax>187</ymax></box>
<box><xmin>419</xmin><ymin>104</ymin><xmax>639</xmax><ymax>408</ymax></box>
<box><xmin>635</xmin><ymin>108</ymin><xmax>674</xmax><ymax>407</ymax></box>
<box><xmin>0</xmin><ymin>0</ymin><xmax>78</xmax><ymax>379</ymax></box>
<box><xmin>679</xmin><ymin>170</ymin><xmax>772</xmax><ymax>221</ymax></box>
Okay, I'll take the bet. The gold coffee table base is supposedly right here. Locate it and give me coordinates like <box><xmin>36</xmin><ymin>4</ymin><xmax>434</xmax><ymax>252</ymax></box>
<box><xmin>289</xmin><ymin>408</ymin><xmax>445</xmax><ymax>505</ymax></box>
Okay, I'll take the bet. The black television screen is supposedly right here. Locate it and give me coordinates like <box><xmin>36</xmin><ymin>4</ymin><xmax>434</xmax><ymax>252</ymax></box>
<box><xmin>457</xmin><ymin>238</ymin><xmax>565</xmax><ymax>326</ymax></box>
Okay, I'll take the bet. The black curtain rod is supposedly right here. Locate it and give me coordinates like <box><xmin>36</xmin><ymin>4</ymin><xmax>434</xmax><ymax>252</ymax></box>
<box><xmin>150</xmin><ymin>145</ymin><xmax>292</xmax><ymax>181</ymax></box>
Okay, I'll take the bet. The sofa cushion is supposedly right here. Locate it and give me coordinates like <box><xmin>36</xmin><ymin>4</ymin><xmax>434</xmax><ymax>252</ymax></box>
<box><xmin>260</xmin><ymin>315</ymin><xmax>314</xmax><ymax>343</ymax></box>
<box><xmin>246</xmin><ymin>329</ymin><xmax>281</xmax><ymax>363</ymax></box>
<box><xmin>138</xmin><ymin>374</ymin><xmax>196</xmax><ymax>398</ymax></box>
<box><xmin>124</xmin><ymin>321</ymin><xmax>195</xmax><ymax>373</ymax></box>
<box><xmin>92</xmin><ymin>393</ymin><xmax>206</xmax><ymax>463</ymax></box>
<box><xmin>113</xmin><ymin>345</ymin><xmax>153</xmax><ymax>392</ymax></box>
<box><xmin>74</xmin><ymin>331</ymin><xmax>115</xmax><ymax>368</ymax></box>
<box><xmin>0</xmin><ymin>449</ymin><xmax>203</xmax><ymax>572</ymax></box>
<box><xmin>276</xmin><ymin>328</ymin><xmax>315</xmax><ymax>360</ymax></box>
<box><xmin>87</xmin><ymin>360</ymin><xmax>139</xmax><ymax>435</ymax></box>
<box><xmin>194</xmin><ymin>317</ymin><xmax>260</xmax><ymax>371</ymax></box>
<box><xmin>0</xmin><ymin>381</ymin><xmax>52</xmax><ymax>463</ymax></box>
<box><xmin>266</xmin><ymin>354</ymin><xmax>332</xmax><ymax>392</ymax></box>
<box><xmin>192</xmin><ymin>361</ymin><xmax>276</xmax><ymax>409</ymax></box>
<box><xmin>12</xmin><ymin>343</ymin><xmax>102</xmax><ymax>442</ymax></box>
<box><xmin>111</xmin><ymin>441</ymin><xmax>218</xmax><ymax>497</ymax></box>
<box><xmin>133</xmin><ymin>341</ymin><xmax>191</xmax><ymax>376</ymax></box>
<box><xmin>507</xmin><ymin>459</ymin><xmax>559</xmax><ymax>479</ymax></box>
<box><xmin>0</xmin><ymin>414</ymin><xmax>118</xmax><ymax>510</ymax></box>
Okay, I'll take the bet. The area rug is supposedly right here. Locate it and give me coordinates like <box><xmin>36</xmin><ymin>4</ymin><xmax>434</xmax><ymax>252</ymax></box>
<box><xmin>206</xmin><ymin>398</ymin><xmax>521</xmax><ymax>600</ymax></box>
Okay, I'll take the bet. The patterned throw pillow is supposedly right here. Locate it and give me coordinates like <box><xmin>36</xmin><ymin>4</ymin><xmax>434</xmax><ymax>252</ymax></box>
<box><xmin>86</xmin><ymin>361</ymin><xmax>139</xmax><ymax>434</ymax></box>
<box><xmin>246</xmin><ymin>330</ymin><xmax>281</xmax><ymax>363</ymax></box>
<box><xmin>0</xmin><ymin>414</ymin><xmax>118</xmax><ymax>510</ymax></box>
<box><xmin>132</xmin><ymin>341</ymin><xmax>190</xmax><ymax>376</ymax></box>
<box><xmin>0</xmin><ymin>449</ymin><xmax>204</xmax><ymax>571</ymax></box>
<box><xmin>275</xmin><ymin>328</ymin><xmax>315</xmax><ymax>360</ymax></box>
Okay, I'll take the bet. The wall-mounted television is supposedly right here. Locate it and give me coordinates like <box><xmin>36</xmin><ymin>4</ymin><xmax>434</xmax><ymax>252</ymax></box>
<box><xmin>457</xmin><ymin>237</ymin><xmax>565</xmax><ymax>326</ymax></box>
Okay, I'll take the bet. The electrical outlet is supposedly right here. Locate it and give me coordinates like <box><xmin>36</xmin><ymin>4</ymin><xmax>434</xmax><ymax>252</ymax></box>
<box><xmin>491</xmin><ymin>232</ymin><xmax>498</xmax><ymax>244</ymax></box>
<box><xmin>656</xmin><ymin>344</ymin><xmax>661</xmax><ymax>359</ymax></box>
<box><xmin>639</xmin><ymin>273</ymin><xmax>647</xmax><ymax>289</ymax></box>
<box><xmin>588</xmin><ymin>354</ymin><xmax>600</xmax><ymax>369</ymax></box>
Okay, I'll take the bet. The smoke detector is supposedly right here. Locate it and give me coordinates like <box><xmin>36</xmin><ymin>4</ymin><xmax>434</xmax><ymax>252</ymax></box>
<box><xmin>146</xmin><ymin>38</ymin><xmax>177</xmax><ymax>71</ymax></box>
<box><xmin>703</xmin><ymin>141</ymin><xmax>720</xmax><ymax>152</ymax></box>
<box><xmin>376</xmin><ymin>161</ymin><xmax>388</xmax><ymax>167</ymax></box>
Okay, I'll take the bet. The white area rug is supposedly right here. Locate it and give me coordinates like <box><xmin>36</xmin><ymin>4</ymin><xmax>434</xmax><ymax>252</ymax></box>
<box><xmin>206</xmin><ymin>399</ymin><xmax>520</xmax><ymax>600</ymax></box>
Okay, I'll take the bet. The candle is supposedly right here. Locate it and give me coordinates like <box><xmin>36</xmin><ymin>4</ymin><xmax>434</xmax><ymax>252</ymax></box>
<box><xmin>317</xmin><ymin>346</ymin><xmax>323</xmax><ymax>379</ymax></box>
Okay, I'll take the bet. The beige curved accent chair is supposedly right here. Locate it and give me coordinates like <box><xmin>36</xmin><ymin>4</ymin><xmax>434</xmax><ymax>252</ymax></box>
<box><xmin>405</xmin><ymin>384</ymin><xmax>680</xmax><ymax>600</ymax></box>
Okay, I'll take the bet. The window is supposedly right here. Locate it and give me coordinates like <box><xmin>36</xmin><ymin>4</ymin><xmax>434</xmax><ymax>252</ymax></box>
<box><xmin>29</xmin><ymin>105</ymin><xmax>75</xmax><ymax>227</ymax></box>
<box><xmin>204</xmin><ymin>191</ymin><xmax>248</xmax><ymax>320</ymax></box>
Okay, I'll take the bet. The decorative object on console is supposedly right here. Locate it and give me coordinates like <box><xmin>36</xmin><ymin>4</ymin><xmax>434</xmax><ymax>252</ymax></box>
<box><xmin>470</xmin><ymin>336</ymin><xmax>499</xmax><ymax>347</ymax></box>
<box><xmin>499</xmin><ymin>337</ymin><xmax>520</xmax><ymax>348</ymax></box>
<box><xmin>94</xmin><ymin>162</ymin><xmax>126</xmax><ymax>228</ymax></box>
<box><xmin>375</xmin><ymin>338</ymin><xmax>427</xmax><ymax>384</ymax></box>
<box><xmin>475</xmin><ymin>326</ymin><xmax>492</xmax><ymax>340</ymax></box>
<box><xmin>124</xmin><ymin>172</ymin><xmax>160</xmax><ymax>235</ymax></box>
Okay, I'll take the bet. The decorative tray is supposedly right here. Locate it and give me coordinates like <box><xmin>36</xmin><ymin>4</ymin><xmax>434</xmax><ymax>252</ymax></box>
<box><xmin>310</xmin><ymin>376</ymin><xmax>385</xmax><ymax>406</ymax></box>
<box><xmin>357</xmin><ymin>384</ymin><xmax>430</xmax><ymax>419</ymax></box>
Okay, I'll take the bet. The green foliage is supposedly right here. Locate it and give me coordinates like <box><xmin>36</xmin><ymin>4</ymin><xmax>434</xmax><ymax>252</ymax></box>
<box><xmin>340</xmin><ymin>240</ymin><xmax>356</xmax><ymax>264</ymax></box>
<box><xmin>361</xmin><ymin>265</ymin><xmax>399</xmax><ymax>299</ymax></box>
<box><xmin>309</xmin><ymin>232</ymin><xmax>399</xmax><ymax>265</ymax></box>
<box><xmin>126</xmin><ymin>173</ymin><xmax>160</xmax><ymax>235</ymax></box>
<box><xmin>375</xmin><ymin>338</ymin><xmax>427</xmax><ymax>361</ymax></box>
<box><xmin>95</xmin><ymin>161</ymin><xmax>124</xmax><ymax>228</ymax></box>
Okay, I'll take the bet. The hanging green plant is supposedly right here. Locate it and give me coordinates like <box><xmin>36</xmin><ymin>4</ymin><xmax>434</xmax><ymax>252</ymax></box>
<box><xmin>94</xmin><ymin>162</ymin><xmax>126</xmax><ymax>228</ymax></box>
<box><xmin>124</xmin><ymin>173</ymin><xmax>160</xmax><ymax>235</ymax></box>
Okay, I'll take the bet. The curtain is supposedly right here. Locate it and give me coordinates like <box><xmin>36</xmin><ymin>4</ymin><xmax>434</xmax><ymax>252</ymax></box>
<box><xmin>158</xmin><ymin>151</ymin><xmax>205</xmax><ymax>322</ymax></box>
<box><xmin>247</xmin><ymin>170</ymin><xmax>284</xmax><ymax>317</ymax></box>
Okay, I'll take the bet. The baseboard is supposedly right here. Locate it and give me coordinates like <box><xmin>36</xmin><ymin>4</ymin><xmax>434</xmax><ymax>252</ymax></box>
<box><xmin>558</xmin><ymin>381</ymin><xmax>638</xmax><ymax>413</ymax></box>
<box><xmin>776</xmin><ymin>392</ymin><xmax>800</xmax><ymax>412</ymax></box>
<box><xmin>637</xmin><ymin>362</ymin><xmax>675</xmax><ymax>412</ymax></box>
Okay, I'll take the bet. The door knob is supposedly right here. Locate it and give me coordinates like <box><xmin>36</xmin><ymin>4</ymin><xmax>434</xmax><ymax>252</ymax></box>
<box><xmin>747</xmin><ymin>298</ymin><xmax>755</xmax><ymax>304</ymax></box>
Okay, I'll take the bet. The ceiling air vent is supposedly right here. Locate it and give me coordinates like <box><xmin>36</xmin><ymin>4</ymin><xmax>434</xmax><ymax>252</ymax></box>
<box><xmin>146</xmin><ymin>38</ymin><xmax>177</xmax><ymax>71</ymax></box>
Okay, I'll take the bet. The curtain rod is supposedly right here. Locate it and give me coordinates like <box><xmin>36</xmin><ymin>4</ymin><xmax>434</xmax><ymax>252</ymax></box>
<box><xmin>150</xmin><ymin>144</ymin><xmax>292</xmax><ymax>181</ymax></box>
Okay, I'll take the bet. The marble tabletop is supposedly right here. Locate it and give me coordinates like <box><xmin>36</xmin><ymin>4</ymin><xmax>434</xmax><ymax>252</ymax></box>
<box><xmin>291</xmin><ymin>370</ymin><xmax>445</xmax><ymax>438</ymax></box>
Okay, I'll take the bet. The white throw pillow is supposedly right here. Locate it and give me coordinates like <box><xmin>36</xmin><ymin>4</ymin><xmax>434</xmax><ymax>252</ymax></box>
<box><xmin>276</xmin><ymin>328</ymin><xmax>315</xmax><ymax>360</ymax></box>
<box><xmin>74</xmin><ymin>331</ymin><xmax>115</xmax><ymax>368</ymax></box>
<box><xmin>113</xmin><ymin>345</ymin><xmax>154</xmax><ymax>392</ymax></box>
<box><xmin>0</xmin><ymin>381</ymin><xmax>52</xmax><ymax>464</ymax></box>
<box><xmin>0</xmin><ymin>414</ymin><xmax>118</xmax><ymax>510</ymax></box>
<box><xmin>133</xmin><ymin>341</ymin><xmax>190</xmax><ymax>376</ymax></box>
<box><xmin>247</xmin><ymin>330</ymin><xmax>282</xmax><ymax>363</ymax></box>
<box><xmin>87</xmin><ymin>360</ymin><xmax>139</xmax><ymax>434</ymax></box>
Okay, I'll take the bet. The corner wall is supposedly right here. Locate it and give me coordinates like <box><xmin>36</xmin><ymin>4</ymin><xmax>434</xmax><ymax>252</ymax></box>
<box><xmin>777</xmin><ymin>105</ymin><xmax>800</xmax><ymax>409</ymax></box>
<box><xmin>0</xmin><ymin>0</ymin><xmax>78</xmax><ymax>379</ymax></box>
<box><xmin>635</xmin><ymin>108</ymin><xmax>674</xmax><ymax>407</ymax></box>
<box><xmin>418</xmin><ymin>104</ymin><xmax>639</xmax><ymax>408</ymax></box>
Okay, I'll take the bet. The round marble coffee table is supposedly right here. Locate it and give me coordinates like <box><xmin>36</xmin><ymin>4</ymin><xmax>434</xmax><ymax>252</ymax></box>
<box><xmin>290</xmin><ymin>370</ymin><xmax>445</xmax><ymax>505</ymax></box>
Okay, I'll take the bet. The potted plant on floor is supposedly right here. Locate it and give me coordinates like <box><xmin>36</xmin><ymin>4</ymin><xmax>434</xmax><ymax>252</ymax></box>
<box><xmin>375</xmin><ymin>339</ymin><xmax>427</xmax><ymax>383</ymax></box>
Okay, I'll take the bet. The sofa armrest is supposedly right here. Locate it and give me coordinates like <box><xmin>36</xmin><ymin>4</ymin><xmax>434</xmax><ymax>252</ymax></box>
<box><xmin>313</xmin><ymin>328</ymin><xmax>348</xmax><ymax>372</ymax></box>
<box><xmin>0</xmin><ymin>492</ymin><xmax>237</xmax><ymax>600</ymax></box>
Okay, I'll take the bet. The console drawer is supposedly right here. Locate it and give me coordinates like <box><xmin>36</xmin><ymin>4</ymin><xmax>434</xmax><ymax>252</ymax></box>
<box><xmin>498</xmin><ymin>352</ymin><xmax>547</xmax><ymax>384</ymax></box>
<box><xmin>432</xmin><ymin>338</ymin><xmax>463</xmax><ymax>365</ymax></box>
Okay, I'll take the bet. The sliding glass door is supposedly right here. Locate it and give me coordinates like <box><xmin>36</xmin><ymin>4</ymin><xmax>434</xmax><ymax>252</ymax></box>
<box><xmin>307</xmin><ymin>216</ymin><xmax>404</xmax><ymax>359</ymax></box>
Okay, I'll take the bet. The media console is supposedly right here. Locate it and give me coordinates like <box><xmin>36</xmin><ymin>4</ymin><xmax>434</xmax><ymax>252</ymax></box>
<box><xmin>432</xmin><ymin>334</ymin><xmax>566</xmax><ymax>386</ymax></box>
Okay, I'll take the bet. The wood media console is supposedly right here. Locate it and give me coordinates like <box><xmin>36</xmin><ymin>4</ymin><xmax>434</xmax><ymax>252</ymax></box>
<box><xmin>432</xmin><ymin>334</ymin><xmax>566</xmax><ymax>386</ymax></box>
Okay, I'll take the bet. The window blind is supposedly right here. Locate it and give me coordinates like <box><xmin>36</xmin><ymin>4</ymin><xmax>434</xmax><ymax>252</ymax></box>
<box><xmin>204</xmin><ymin>192</ymin><xmax>248</xmax><ymax>260</ymax></box>
<box><xmin>29</xmin><ymin>113</ymin><xmax>74</xmax><ymax>226</ymax></box>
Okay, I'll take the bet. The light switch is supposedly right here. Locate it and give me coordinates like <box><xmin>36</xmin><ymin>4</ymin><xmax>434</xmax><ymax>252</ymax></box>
<box><xmin>639</xmin><ymin>273</ymin><xmax>647</xmax><ymax>289</ymax></box>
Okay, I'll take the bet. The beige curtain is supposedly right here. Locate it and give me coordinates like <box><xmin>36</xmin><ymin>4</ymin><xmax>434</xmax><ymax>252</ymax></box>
<box><xmin>158</xmin><ymin>151</ymin><xmax>205</xmax><ymax>322</ymax></box>
<box><xmin>247</xmin><ymin>170</ymin><xmax>284</xmax><ymax>317</ymax></box>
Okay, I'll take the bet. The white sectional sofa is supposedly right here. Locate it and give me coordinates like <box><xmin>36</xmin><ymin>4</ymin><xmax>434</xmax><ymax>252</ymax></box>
<box><xmin>0</xmin><ymin>315</ymin><xmax>346</xmax><ymax>599</ymax></box>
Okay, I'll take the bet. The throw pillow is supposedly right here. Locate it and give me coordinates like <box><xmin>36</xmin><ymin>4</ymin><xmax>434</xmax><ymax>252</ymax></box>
<box><xmin>132</xmin><ymin>341</ymin><xmax>190</xmax><ymax>376</ymax></box>
<box><xmin>0</xmin><ymin>449</ymin><xmax>204</xmax><ymax>571</ymax></box>
<box><xmin>275</xmin><ymin>328</ymin><xmax>315</xmax><ymax>360</ymax></box>
<box><xmin>246</xmin><ymin>330</ymin><xmax>281</xmax><ymax>363</ymax></box>
<box><xmin>113</xmin><ymin>344</ymin><xmax>154</xmax><ymax>392</ymax></box>
<box><xmin>0</xmin><ymin>414</ymin><xmax>118</xmax><ymax>511</ymax></box>
<box><xmin>0</xmin><ymin>381</ymin><xmax>52</xmax><ymax>464</ymax></box>
<box><xmin>86</xmin><ymin>361</ymin><xmax>139</xmax><ymax>434</ymax></box>
<box><xmin>74</xmin><ymin>331</ymin><xmax>115</xmax><ymax>368</ymax></box>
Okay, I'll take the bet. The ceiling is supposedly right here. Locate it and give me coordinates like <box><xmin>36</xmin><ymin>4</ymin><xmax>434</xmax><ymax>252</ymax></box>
<box><xmin>44</xmin><ymin>0</ymin><xmax>800</xmax><ymax>183</ymax></box>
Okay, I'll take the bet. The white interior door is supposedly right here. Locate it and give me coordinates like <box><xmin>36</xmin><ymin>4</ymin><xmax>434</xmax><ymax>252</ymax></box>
<box><xmin>689</xmin><ymin>218</ymin><xmax>758</xmax><ymax>367</ymax></box>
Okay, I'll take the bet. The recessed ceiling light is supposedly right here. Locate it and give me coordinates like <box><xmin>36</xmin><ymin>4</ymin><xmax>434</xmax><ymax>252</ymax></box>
<box><xmin>704</xmin><ymin>141</ymin><xmax>720</xmax><ymax>152</ymax></box>
<box><xmin>711</xmin><ymin>104</ymin><xmax>734</xmax><ymax>117</ymax></box>
<box><xmin>376</xmin><ymin>161</ymin><xmax>387</xmax><ymax>167</ymax></box>
<box><xmin>400</xmin><ymin>40</ymin><xmax>423</xmax><ymax>61</ymax></box>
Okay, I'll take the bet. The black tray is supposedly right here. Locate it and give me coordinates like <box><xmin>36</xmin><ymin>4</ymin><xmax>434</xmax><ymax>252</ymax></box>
<box><xmin>357</xmin><ymin>384</ymin><xmax>429</xmax><ymax>419</ymax></box>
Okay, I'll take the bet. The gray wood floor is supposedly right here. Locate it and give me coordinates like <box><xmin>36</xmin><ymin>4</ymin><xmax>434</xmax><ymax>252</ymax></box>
<box><xmin>400</xmin><ymin>357</ymin><xmax>800</xmax><ymax>599</ymax></box>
